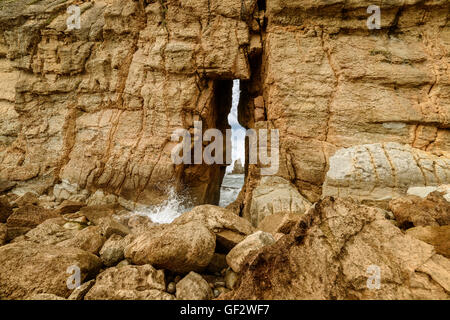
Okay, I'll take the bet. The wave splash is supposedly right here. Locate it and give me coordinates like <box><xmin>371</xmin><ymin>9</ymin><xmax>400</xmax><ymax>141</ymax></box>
<box><xmin>134</xmin><ymin>188</ymin><xmax>192</xmax><ymax>224</ymax></box>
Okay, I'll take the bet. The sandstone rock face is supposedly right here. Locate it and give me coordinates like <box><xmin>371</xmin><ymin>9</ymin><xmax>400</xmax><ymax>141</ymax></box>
<box><xmin>176</xmin><ymin>272</ymin><xmax>213</xmax><ymax>300</ymax></box>
<box><xmin>125</xmin><ymin>221</ymin><xmax>216</xmax><ymax>273</ymax></box>
<box><xmin>247</xmin><ymin>177</ymin><xmax>311</xmax><ymax>227</ymax></box>
<box><xmin>0</xmin><ymin>242</ymin><xmax>102</xmax><ymax>299</ymax></box>
<box><xmin>406</xmin><ymin>226</ymin><xmax>450</xmax><ymax>259</ymax></box>
<box><xmin>85</xmin><ymin>265</ymin><xmax>172</xmax><ymax>300</ymax></box>
<box><xmin>0</xmin><ymin>0</ymin><xmax>258</xmax><ymax>208</ymax></box>
<box><xmin>229</xmin><ymin>198</ymin><xmax>450</xmax><ymax>300</ymax></box>
<box><xmin>226</xmin><ymin>231</ymin><xmax>275</xmax><ymax>273</ymax></box>
<box><xmin>389</xmin><ymin>192</ymin><xmax>450</xmax><ymax>228</ymax></box>
<box><xmin>323</xmin><ymin>143</ymin><xmax>450</xmax><ymax>204</ymax></box>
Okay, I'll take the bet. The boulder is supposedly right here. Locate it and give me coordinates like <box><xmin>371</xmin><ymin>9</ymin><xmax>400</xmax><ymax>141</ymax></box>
<box><xmin>248</xmin><ymin>176</ymin><xmax>311</xmax><ymax>227</ymax></box>
<box><xmin>0</xmin><ymin>196</ymin><xmax>12</xmax><ymax>223</ymax></box>
<box><xmin>12</xmin><ymin>192</ymin><xmax>39</xmax><ymax>207</ymax></box>
<box><xmin>389</xmin><ymin>192</ymin><xmax>450</xmax><ymax>228</ymax></box>
<box><xmin>0</xmin><ymin>242</ymin><xmax>102</xmax><ymax>299</ymax></box>
<box><xmin>85</xmin><ymin>265</ymin><xmax>172</xmax><ymax>300</ymax></box>
<box><xmin>79</xmin><ymin>205</ymin><xmax>117</xmax><ymax>225</ymax></box>
<box><xmin>99</xmin><ymin>234</ymin><xmax>126</xmax><ymax>267</ymax></box>
<box><xmin>0</xmin><ymin>181</ymin><xmax>16</xmax><ymax>194</ymax></box>
<box><xmin>207</xmin><ymin>253</ymin><xmax>228</xmax><ymax>274</ymax></box>
<box><xmin>173</xmin><ymin>205</ymin><xmax>254</xmax><ymax>250</ymax></box>
<box><xmin>55</xmin><ymin>200</ymin><xmax>86</xmax><ymax>215</ymax></box>
<box><xmin>125</xmin><ymin>221</ymin><xmax>215</xmax><ymax>273</ymax></box>
<box><xmin>231</xmin><ymin>159</ymin><xmax>245</xmax><ymax>174</ymax></box>
<box><xmin>98</xmin><ymin>217</ymin><xmax>130</xmax><ymax>238</ymax></box>
<box><xmin>22</xmin><ymin>218</ymin><xmax>76</xmax><ymax>245</ymax></box>
<box><xmin>257</xmin><ymin>212</ymin><xmax>303</xmax><ymax>235</ymax></box>
<box><xmin>176</xmin><ymin>272</ymin><xmax>213</xmax><ymax>300</ymax></box>
<box><xmin>323</xmin><ymin>143</ymin><xmax>450</xmax><ymax>206</ymax></box>
<box><xmin>406</xmin><ymin>226</ymin><xmax>450</xmax><ymax>259</ymax></box>
<box><xmin>6</xmin><ymin>205</ymin><xmax>60</xmax><ymax>240</ymax></box>
<box><xmin>229</xmin><ymin>197</ymin><xmax>450</xmax><ymax>300</ymax></box>
<box><xmin>57</xmin><ymin>226</ymin><xmax>106</xmax><ymax>255</ymax></box>
<box><xmin>226</xmin><ymin>231</ymin><xmax>275</xmax><ymax>273</ymax></box>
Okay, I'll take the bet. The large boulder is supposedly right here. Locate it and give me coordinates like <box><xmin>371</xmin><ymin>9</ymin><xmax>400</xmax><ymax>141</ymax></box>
<box><xmin>248</xmin><ymin>176</ymin><xmax>311</xmax><ymax>227</ymax></box>
<box><xmin>389</xmin><ymin>192</ymin><xmax>450</xmax><ymax>228</ymax></box>
<box><xmin>323</xmin><ymin>143</ymin><xmax>450</xmax><ymax>206</ymax></box>
<box><xmin>0</xmin><ymin>242</ymin><xmax>102</xmax><ymax>299</ymax></box>
<box><xmin>226</xmin><ymin>231</ymin><xmax>275</xmax><ymax>273</ymax></box>
<box><xmin>176</xmin><ymin>272</ymin><xmax>213</xmax><ymax>300</ymax></box>
<box><xmin>406</xmin><ymin>226</ymin><xmax>450</xmax><ymax>259</ymax></box>
<box><xmin>229</xmin><ymin>197</ymin><xmax>450</xmax><ymax>300</ymax></box>
<box><xmin>22</xmin><ymin>218</ymin><xmax>77</xmax><ymax>245</ymax></box>
<box><xmin>99</xmin><ymin>234</ymin><xmax>127</xmax><ymax>267</ymax></box>
<box><xmin>85</xmin><ymin>265</ymin><xmax>173</xmax><ymax>300</ymax></box>
<box><xmin>6</xmin><ymin>205</ymin><xmax>59</xmax><ymax>240</ymax></box>
<box><xmin>173</xmin><ymin>205</ymin><xmax>254</xmax><ymax>250</ymax></box>
<box><xmin>125</xmin><ymin>221</ymin><xmax>216</xmax><ymax>273</ymax></box>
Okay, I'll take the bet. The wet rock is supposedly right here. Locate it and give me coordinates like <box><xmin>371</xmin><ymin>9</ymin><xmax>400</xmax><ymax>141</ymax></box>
<box><xmin>406</xmin><ymin>226</ymin><xmax>450</xmax><ymax>259</ymax></box>
<box><xmin>176</xmin><ymin>272</ymin><xmax>213</xmax><ymax>300</ymax></box>
<box><xmin>85</xmin><ymin>265</ymin><xmax>171</xmax><ymax>300</ymax></box>
<box><xmin>389</xmin><ymin>191</ymin><xmax>450</xmax><ymax>228</ymax></box>
<box><xmin>0</xmin><ymin>242</ymin><xmax>102</xmax><ymax>299</ymax></box>
<box><xmin>226</xmin><ymin>231</ymin><xmax>275</xmax><ymax>273</ymax></box>
<box><xmin>125</xmin><ymin>221</ymin><xmax>215</xmax><ymax>273</ymax></box>
<box><xmin>79</xmin><ymin>205</ymin><xmax>117</xmax><ymax>225</ymax></box>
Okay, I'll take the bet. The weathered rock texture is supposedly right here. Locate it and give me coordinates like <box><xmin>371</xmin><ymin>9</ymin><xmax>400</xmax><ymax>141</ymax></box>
<box><xmin>0</xmin><ymin>0</ymin><xmax>257</xmax><ymax>208</ymax></box>
<box><xmin>0</xmin><ymin>0</ymin><xmax>449</xmax><ymax>213</ymax></box>
<box><xmin>0</xmin><ymin>241</ymin><xmax>102</xmax><ymax>299</ymax></box>
<box><xmin>228</xmin><ymin>197</ymin><xmax>450</xmax><ymax>300</ymax></box>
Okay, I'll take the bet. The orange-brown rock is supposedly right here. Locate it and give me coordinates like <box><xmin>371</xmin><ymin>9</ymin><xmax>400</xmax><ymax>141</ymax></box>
<box><xmin>6</xmin><ymin>205</ymin><xmax>60</xmax><ymax>240</ymax></box>
<box><xmin>228</xmin><ymin>197</ymin><xmax>450</xmax><ymax>300</ymax></box>
<box><xmin>0</xmin><ymin>241</ymin><xmax>102</xmax><ymax>299</ymax></box>
<box><xmin>406</xmin><ymin>226</ymin><xmax>450</xmax><ymax>259</ymax></box>
<box><xmin>389</xmin><ymin>192</ymin><xmax>450</xmax><ymax>229</ymax></box>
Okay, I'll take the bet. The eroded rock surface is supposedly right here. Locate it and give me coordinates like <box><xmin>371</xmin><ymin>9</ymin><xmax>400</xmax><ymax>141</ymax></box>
<box><xmin>0</xmin><ymin>242</ymin><xmax>102</xmax><ymax>299</ymax></box>
<box><xmin>229</xmin><ymin>198</ymin><xmax>450</xmax><ymax>300</ymax></box>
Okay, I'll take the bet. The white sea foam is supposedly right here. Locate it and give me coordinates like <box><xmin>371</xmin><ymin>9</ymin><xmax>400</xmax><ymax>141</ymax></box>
<box><xmin>134</xmin><ymin>188</ymin><xmax>192</xmax><ymax>224</ymax></box>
